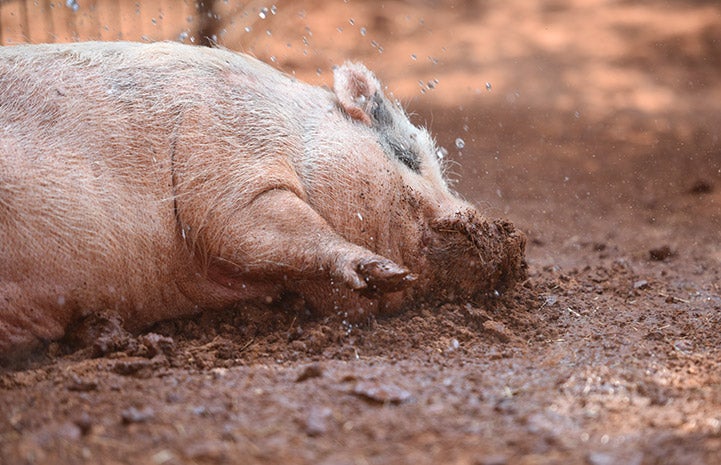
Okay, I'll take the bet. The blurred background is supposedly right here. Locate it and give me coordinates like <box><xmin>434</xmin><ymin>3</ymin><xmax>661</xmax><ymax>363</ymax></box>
<box><xmin>1</xmin><ymin>0</ymin><xmax>720</xmax><ymax>264</ymax></box>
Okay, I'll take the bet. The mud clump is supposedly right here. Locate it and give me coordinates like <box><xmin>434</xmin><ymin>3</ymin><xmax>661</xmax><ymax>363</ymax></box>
<box><xmin>422</xmin><ymin>210</ymin><xmax>527</xmax><ymax>307</ymax></box>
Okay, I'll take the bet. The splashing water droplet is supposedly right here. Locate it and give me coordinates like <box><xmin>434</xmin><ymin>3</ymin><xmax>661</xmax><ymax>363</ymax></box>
<box><xmin>259</xmin><ymin>7</ymin><xmax>268</xmax><ymax>19</ymax></box>
<box><xmin>436</xmin><ymin>147</ymin><xmax>448</xmax><ymax>160</ymax></box>
<box><xmin>66</xmin><ymin>0</ymin><xmax>79</xmax><ymax>12</ymax></box>
<box><xmin>455</xmin><ymin>138</ymin><xmax>465</xmax><ymax>149</ymax></box>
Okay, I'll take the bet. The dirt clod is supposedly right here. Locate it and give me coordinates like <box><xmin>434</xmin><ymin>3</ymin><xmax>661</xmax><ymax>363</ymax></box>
<box><xmin>649</xmin><ymin>246</ymin><xmax>675</xmax><ymax>261</ymax></box>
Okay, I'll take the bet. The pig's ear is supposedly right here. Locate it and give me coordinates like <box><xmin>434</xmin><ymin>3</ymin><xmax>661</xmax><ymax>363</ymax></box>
<box><xmin>334</xmin><ymin>62</ymin><xmax>382</xmax><ymax>126</ymax></box>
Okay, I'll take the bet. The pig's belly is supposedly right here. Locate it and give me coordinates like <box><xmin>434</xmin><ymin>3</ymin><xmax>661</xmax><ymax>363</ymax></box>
<box><xmin>0</xmin><ymin>163</ymin><xmax>194</xmax><ymax>334</ymax></box>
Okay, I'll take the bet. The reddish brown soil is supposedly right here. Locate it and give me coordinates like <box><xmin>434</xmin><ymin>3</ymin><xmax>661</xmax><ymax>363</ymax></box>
<box><xmin>2</xmin><ymin>1</ymin><xmax>721</xmax><ymax>464</ymax></box>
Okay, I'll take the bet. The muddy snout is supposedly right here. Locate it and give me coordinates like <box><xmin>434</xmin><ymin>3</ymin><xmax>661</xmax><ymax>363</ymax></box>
<box><xmin>424</xmin><ymin>209</ymin><xmax>527</xmax><ymax>303</ymax></box>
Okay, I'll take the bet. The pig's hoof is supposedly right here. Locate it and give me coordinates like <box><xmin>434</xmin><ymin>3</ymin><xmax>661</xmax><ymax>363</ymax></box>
<box><xmin>357</xmin><ymin>259</ymin><xmax>415</xmax><ymax>297</ymax></box>
<box><xmin>335</xmin><ymin>254</ymin><xmax>414</xmax><ymax>296</ymax></box>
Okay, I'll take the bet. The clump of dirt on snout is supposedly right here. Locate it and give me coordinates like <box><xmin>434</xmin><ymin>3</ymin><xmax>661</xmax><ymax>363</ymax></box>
<box><xmin>424</xmin><ymin>211</ymin><xmax>528</xmax><ymax>307</ymax></box>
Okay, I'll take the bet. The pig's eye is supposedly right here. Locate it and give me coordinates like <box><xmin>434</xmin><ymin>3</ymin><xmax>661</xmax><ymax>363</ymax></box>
<box><xmin>390</xmin><ymin>141</ymin><xmax>420</xmax><ymax>172</ymax></box>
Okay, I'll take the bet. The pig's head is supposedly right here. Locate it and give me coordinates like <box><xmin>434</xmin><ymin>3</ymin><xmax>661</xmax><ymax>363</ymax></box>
<box><xmin>299</xmin><ymin>62</ymin><xmax>526</xmax><ymax>316</ymax></box>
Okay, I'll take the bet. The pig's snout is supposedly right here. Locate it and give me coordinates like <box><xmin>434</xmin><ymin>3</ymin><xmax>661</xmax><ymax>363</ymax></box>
<box><xmin>423</xmin><ymin>208</ymin><xmax>527</xmax><ymax>303</ymax></box>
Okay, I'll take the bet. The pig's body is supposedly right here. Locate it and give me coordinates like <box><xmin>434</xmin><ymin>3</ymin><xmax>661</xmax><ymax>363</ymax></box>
<box><xmin>0</xmin><ymin>41</ymin><xmax>526</xmax><ymax>355</ymax></box>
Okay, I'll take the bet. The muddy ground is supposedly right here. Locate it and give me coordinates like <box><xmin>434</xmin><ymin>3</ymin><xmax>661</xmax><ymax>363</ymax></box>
<box><xmin>1</xmin><ymin>1</ymin><xmax>721</xmax><ymax>464</ymax></box>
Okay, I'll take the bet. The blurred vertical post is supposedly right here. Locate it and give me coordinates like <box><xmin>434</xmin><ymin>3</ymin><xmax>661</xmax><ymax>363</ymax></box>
<box><xmin>0</xmin><ymin>0</ymin><xmax>202</xmax><ymax>44</ymax></box>
<box><xmin>196</xmin><ymin>0</ymin><xmax>221</xmax><ymax>46</ymax></box>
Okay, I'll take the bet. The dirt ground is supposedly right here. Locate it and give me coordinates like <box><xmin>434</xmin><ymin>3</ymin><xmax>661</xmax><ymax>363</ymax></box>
<box><xmin>2</xmin><ymin>1</ymin><xmax>721</xmax><ymax>464</ymax></box>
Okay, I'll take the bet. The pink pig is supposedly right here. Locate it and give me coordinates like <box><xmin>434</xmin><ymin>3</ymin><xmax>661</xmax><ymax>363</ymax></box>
<box><xmin>0</xmin><ymin>41</ymin><xmax>526</xmax><ymax>355</ymax></box>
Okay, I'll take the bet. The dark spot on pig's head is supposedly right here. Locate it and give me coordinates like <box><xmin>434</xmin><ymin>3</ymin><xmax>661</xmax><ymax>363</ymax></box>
<box><xmin>334</xmin><ymin>61</ymin><xmax>447</xmax><ymax>185</ymax></box>
<box><xmin>367</xmin><ymin>92</ymin><xmax>421</xmax><ymax>172</ymax></box>
<box><xmin>369</xmin><ymin>92</ymin><xmax>393</xmax><ymax>126</ymax></box>
<box><xmin>387</xmin><ymin>140</ymin><xmax>420</xmax><ymax>172</ymax></box>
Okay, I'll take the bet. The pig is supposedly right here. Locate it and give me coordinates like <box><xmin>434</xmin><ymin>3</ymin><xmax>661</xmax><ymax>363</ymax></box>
<box><xmin>0</xmin><ymin>41</ymin><xmax>526</xmax><ymax>356</ymax></box>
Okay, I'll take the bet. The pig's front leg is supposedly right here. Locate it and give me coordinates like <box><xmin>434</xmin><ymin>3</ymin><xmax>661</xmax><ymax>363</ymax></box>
<box><xmin>208</xmin><ymin>189</ymin><xmax>414</xmax><ymax>294</ymax></box>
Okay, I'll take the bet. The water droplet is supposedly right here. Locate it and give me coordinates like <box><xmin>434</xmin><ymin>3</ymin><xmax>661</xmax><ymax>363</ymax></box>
<box><xmin>65</xmin><ymin>0</ymin><xmax>79</xmax><ymax>12</ymax></box>
<box><xmin>485</xmin><ymin>82</ymin><xmax>492</xmax><ymax>91</ymax></box>
<box><xmin>178</xmin><ymin>31</ymin><xmax>189</xmax><ymax>41</ymax></box>
<box><xmin>259</xmin><ymin>7</ymin><xmax>268</xmax><ymax>19</ymax></box>
<box><xmin>360</xmin><ymin>27</ymin><xmax>367</xmax><ymax>36</ymax></box>
<box><xmin>427</xmin><ymin>80</ymin><xmax>435</xmax><ymax>89</ymax></box>
<box><xmin>270</xmin><ymin>4</ymin><xmax>277</xmax><ymax>15</ymax></box>
<box><xmin>349</xmin><ymin>18</ymin><xmax>355</xmax><ymax>25</ymax></box>
<box><xmin>411</xmin><ymin>53</ymin><xmax>417</xmax><ymax>60</ymax></box>
<box><xmin>574</xmin><ymin>111</ymin><xmax>581</xmax><ymax>119</ymax></box>
<box><xmin>356</xmin><ymin>212</ymin><xmax>363</xmax><ymax>221</ymax></box>
<box><xmin>270</xmin><ymin>56</ymin><xmax>276</xmax><ymax>62</ymax></box>
<box><xmin>337</xmin><ymin>27</ymin><xmax>343</xmax><ymax>33</ymax></box>
<box><xmin>455</xmin><ymin>138</ymin><xmax>465</xmax><ymax>149</ymax></box>
<box><xmin>266</xmin><ymin>29</ymin><xmax>272</xmax><ymax>36</ymax></box>
<box><xmin>244</xmin><ymin>26</ymin><xmax>252</xmax><ymax>33</ymax></box>
<box><xmin>436</xmin><ymin>147</ymin><xmax>448</xmax><ymax>160</ymax></box>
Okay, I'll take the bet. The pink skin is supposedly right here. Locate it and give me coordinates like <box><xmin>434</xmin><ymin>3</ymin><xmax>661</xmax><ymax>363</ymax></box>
<box><xmin>0</xmin><ymin>42</ymin><xmax>525</xmax><ymax>356</ymax></box>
